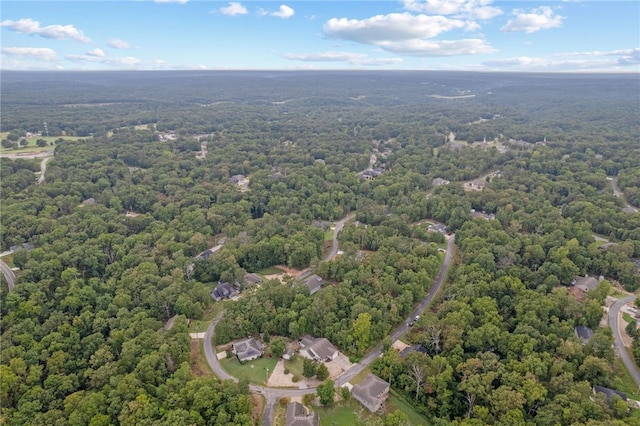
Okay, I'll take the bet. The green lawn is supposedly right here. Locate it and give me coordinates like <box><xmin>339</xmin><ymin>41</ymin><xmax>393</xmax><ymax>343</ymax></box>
<box><xmin>612</xmin><ymin>355</ymin><xmax>640</xmax><ymax>400</ymax></box>
<box><xmin>623</xmin><ymin>312</ymin><xmax>636</xmax><ymax>325</ymax></box>
<box><xmin>257</xmin><ymin>266</ymin><xmax>286</xmax><ymax>275</ymax></box>
<box><xmin>314</xmin><ymin>400</ymin><xmax>371</xmax><ymax>426</ymax></box>
<box><xmin>220</xmin><ymin>356</ymin><xmax>278</xmax><ymax>385</ymax></box>
<box><xmin>348</xmin><ymin>367</ymin><xmax>372</xmax><ymax>385</ymax></box>
<box><xmin>387</xmin><ymin>390</ymin><xmax>429</xmax><ymax>425</ymax></box>
<box><xmin>284</xmin><ymin>355</ymin><xmax>305</xmax><ymax>379</ymax></box>
<box><xmin>324</xmin><ymin>227</ymin><xmax>335</xmax><ymax>241</ymax></box>
<box><xmin>188</xmin><ymin>304</ymin><xmax>223</xmax><ymax>333</ymax></box>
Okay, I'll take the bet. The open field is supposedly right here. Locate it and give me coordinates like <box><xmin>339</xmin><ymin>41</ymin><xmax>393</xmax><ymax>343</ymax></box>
<box><xmin>220</xmin><ymin>356</ymin><xmax>279</xmax><ymax>385</ymax></box>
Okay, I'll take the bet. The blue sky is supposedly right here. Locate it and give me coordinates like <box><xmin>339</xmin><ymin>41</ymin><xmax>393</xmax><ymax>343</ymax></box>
<box><xmin>1</xmin><ymin>1</ymin><xmax>638</xmax><ymax>72</ymax></box>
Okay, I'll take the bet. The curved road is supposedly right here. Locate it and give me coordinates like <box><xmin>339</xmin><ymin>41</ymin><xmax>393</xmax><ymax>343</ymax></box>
<box><xmin>608</xmin><ymin>296</ymin><xmax>640</xmax><ymax>388</ymax></box>
<box><xmin>610</xmin><ymin>176</ymin><xmax>639</xmax><ymax>213</ymax></box>
<box><xmin>203</xmin><ymin>227</ymin><xmax>456</xmax><ymax>425</ymax></box>
<box><xmin>37</xmin><ymin>156</ymin><xmax>52</xmax><ymax>185</ymax></box>
<box><xmin>325</xmin><ymin>212</ymin><xmax>356</xmax><ymax>261</ymax></box>
<box><xmin>0</xmin><ymin>259</ymin><xmax>16</xmax><ymax>292</ymax></box>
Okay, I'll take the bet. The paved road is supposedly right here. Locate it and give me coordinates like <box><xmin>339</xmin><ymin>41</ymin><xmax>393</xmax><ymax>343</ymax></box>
<box><xmin>203</xmin><ymin>232</ymin><xmax>456</xmax><ymax>424</ymax></box>
<box><xmin>325</xmin><ymin>212</ymin><xmax>356</xmax><ymax>262</ymax></box>
<box><xmin>0</xmin><ymin>259</ymin><xmax>16</xmax><ymax>292</ymax></box>
<box><xmin>608</xmin><ymin>296</ymin><xmax>640</xmax><ymax>389</ymax></box>
<box><xmin>336</xmin><ymin>234</ymin><xmax>455</xmax><ymax>386</ymax></box>
<box><xmin>610</xmin><ymin>176</ymin><xmax>639</xmax><ymax>213</ymax></box>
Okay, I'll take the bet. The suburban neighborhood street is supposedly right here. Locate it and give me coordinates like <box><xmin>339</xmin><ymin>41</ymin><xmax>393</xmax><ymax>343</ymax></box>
<box><xmin>608</xmin><ymin>295</ymin><xmax>640</xmax><ymax>389</ymax></box>
<box><xmin>202</xmin><ymin>226</ymin><xmax>456</xmax><ymax>425</ymax></box>
<box><xmin>0</xmin><ymin>259</ymin><xmax>16</xmax><ymax>292</ymax></box>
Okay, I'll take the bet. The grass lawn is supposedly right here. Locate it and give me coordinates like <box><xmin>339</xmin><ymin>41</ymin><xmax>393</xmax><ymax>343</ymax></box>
<box><xmin>612</xmin><ymin>355</ymin><xmax>640</xmax><ymax>400</ymax></box>
<box><xmin>314</xmin><ymin>399</ymin><xmax>373</xmax><ymax>425</ymax></box>
<box><xmin>188</xmin><ymin>303</ymin><xmax>223</xmax><ymax>333</ymax></box>
<box><xmin>324</xmin><ymin>227</ymin><xmax>335</xmax><ymax>241</ymax></box>
<box><xmin>623</xmin><ymin>312</ymin><xmax>636</xmax><ymax>325</ymax></box>
<box><xmin>220</xmin><ymin>356</ymin><xmax>278</xmax><ymax>385</ymax></box>
<box><xmin>190</xmin><ymin>339</ymin><xmax>214</xmax><ymax>378</ymax></box>
<box><xmin>284</xmin><ymin>355</ymin><xmax>305</xmax><ymax>379</ymax></box>
<box><xmin>257</xmin><ymin>266</ymin><xmax>286</xmax><ymax>275</ymax></box>
<box><xmin>387</xmin><ymin>390</ymin><xmax>429</xmax><ymax>425</ymax></box>
<box><xmin>348</xmin><ymin>367</ymin><xmax>372</xmax><ymax>385</ymax></box>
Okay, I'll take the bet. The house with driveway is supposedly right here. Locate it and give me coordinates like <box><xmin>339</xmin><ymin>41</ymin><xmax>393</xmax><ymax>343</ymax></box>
<box><xmin>232</xmin><ymin>337</ymin><xmax>264</xmax><ymax>362</ymax></box>
<box><xmin>351</xmin><ymin>373</ymin><xmax>390</xmax><ymax>413</ymax></box>
<box><xmin>299</xmin><ymin>335</ymin><xmax>339</xmax><ymax>362</ymax></box>
<box><xmin>285</xmin><ymin>402</ymin><xmax>319</xmax><ymax>426</ymax></box>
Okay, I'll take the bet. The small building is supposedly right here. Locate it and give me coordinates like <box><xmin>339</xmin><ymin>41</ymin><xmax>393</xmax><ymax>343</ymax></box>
<box><xmin>571</xmin><ymin>276</ymin><xmax>599</xmax><ymax>292</ymax></box>
<box><xmin>351</xmin><ymin>374</ymin><xmax>390</xmax><ymax>413</ymax></box>
<box><xmin>574</xmin><ymin>326</ymin><xmax>594</xmax><ymax>344</ymax></box>
<box><xmin>211</xmin><ymin>281</ymin><xmax>239</xmax><ymax>301</ymax></box>
<box><xmin>299</xmin><ymin>336</ymin><xmax>339</xmax><ymax>362</ymax></box>
<box><xmin>243</xmin><ymin>273</ymin><xmax>263</xmax><ymax>287</ymax></box>
<box><xmin>593</xmin><ymin>385</ymin><xmax>627</xmax><ymax>402</ymax></box>
<box><xmin>81</xmin><ymin>198</ymin><xmax>96</xmax><ymax>206</ymax></box>
<box><xmin>232</xmin><ymin>337</ymin><xmax>264</xmax><ymax>362</ymax></box>
<box><xmin>285</xmin><ymin>402</ymin><xmax>319</xmax><ymax>426</ymax></box>
<box><xmin>230</xmin><ymin>174</ymin><xmax>245</xmax><ymax>185</ymax></box>
<box><xmin>304</xmin><ymin>274</ymin><xmax>325</xmax><ymax>295</ymax></box>
<box><xmin>432</xmin><ymin>177</ymin><xmax>450</xmax><ymax>186</ymax></box>
<box><xmin>428</xmin><ymin>223</ymin><xmax>447</xmax><ymax>234</ymax></box>
<box><xmin>9</xmin><ymin>242</ymin><xmax>35</xmax><ymax>253</ymax></box>
<box><xmin>400</xmin><ymin>344</ymin><xmax>429</xmax><ymax>358</ymax></box>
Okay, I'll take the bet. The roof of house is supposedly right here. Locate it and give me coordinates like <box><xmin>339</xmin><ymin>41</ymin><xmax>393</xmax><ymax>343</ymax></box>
<box><xmin>233</xmin><ymin>337</ymin><xmax>263</xmax><ymax>361</ymax></box>
<box><xmin>573</xmin><ymin>276</ymin><xmax>599</xmax><ymax>292</ymax></box>
<box><xmin>432</xmin><ymin>177</ymin><xmax>450</xmax><ymax>186</ymax></box>
<box><xmin>575</xmin><ymin>326</ymin><xmax>594</xmax><ymax>342</ymax></box>
<box><xmin>244</xmin><ymin>273</ymin><xmax>262</xmax><ymax>284</ymax></box>
<box><xmin>300</xmin><ymin>335</ymin><xmax>338</xmax><ymax>361</ymax></box>
<box><xmin>400</xmin><ymin>344</ymin><xmax>428</xmax><ymax>358</ymax></box>
<box><xmin>304</xmin><ymin>274</ymin><xmax>325</xmax><ymax>294</ymax></box>
<box><xmin>211</xmin><ymin>282</ymin><xmax>238</xmax><ymax>301</ymax></box>
<box><xmin>285</xmin><ymin>402</ymin><xmax>319</xmax><ymax>426</ymax></box>
<box><xmin>352</xmin><ymin>374</ymin><xmax>390</xmax><ymax>406</ymax></box>
<box><xmin>594</xmin><ymin>385</ymin><xmax>628</xmax><ymax>401</ymax></box>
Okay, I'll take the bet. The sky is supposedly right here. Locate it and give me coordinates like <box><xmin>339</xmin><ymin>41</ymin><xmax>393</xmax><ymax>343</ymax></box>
<box><xmin>1</xmin><ymin>1</ymin><xmax>639</xmax><ymax>72</ymax></box>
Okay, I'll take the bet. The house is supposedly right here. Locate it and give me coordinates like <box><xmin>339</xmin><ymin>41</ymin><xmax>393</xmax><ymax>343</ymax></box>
<box><xmin>81</xmin><ymin>198</ymin><xmax>96</xmax><ymax>206</ymax></box>
<box><xmin>593</xmin><ymin>386</ymin><xmax>627</xmax><ymax>402</ymax></box>
<box><xmin>428</xmin><ymin>223</ymin><xmax>447</xmax><ymax>234</ymax></box>
<box><xmin>299</xmin><ymin>336</ymin><xmax>339</xmax><ymax>362</ymax></box>
<box><xmin>230</xmin><ymin>174</ymin><xmax>245</xmax><ymax>185</ymax></box>
<box><xmin>574</xmin><ymin>326</ymin><xmax>594</xmax><ymax>344</ymax></box>
<box><xmin>243</xmin><ymin>273</ymin><xmax>262</xmax><ymax>287</ymax></box>
<box><xmin>351</xmin><ymin>374</ymin><xmax>390</xmax><ymax>413</ymax></box>
<box><xmin>599</xmin><ymin>242</ymin><xmax>618</xmax><ymax>251</ymax></box>
<box><xmin>304</xmin><ymin>274</ymin><xmax>325</xmax><ymax>295</ymax></box>
<box><xmin>232</xmin><ymin>337</ymin><xmax>264</xmax><ymax>362</ymax></box>
<box><xmin>9</xmin><ymin>242</ymin><xmax>35</xmax><ymax>253</ymax></box>
<box><xmin>285</xmin><ymin>402</ymin><xmax>319</xmax><ymax>426</ymax></box>
<box><xmin>431</xmin><ymin>177</ymin><xmax>450</xmax><ymax>186</ymax></box>
<box><xmin>211</xmin><ymin>281</ymin><xmax>239</xmax><ymax>301</ymax></box>
<box><xmin>571</xmin><ymin>275</ymin><xmax>599</xmax><ymax>292</ymax></box>
<box><xmin>400</xmin><ymin>344</ymin><xmax>428</xmax><ymax>358</ymax></box>
<box><xmin>197</xmin><ymin>249</ymin><xmax>214</xmax><ymax>260</ymax></box>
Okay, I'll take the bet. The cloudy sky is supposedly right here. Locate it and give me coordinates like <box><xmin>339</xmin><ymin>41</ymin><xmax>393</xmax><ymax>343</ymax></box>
<box><xmin>1</xmin><ymin>1</ymin><xmax>638</xmax><ymax>72</ymax></box>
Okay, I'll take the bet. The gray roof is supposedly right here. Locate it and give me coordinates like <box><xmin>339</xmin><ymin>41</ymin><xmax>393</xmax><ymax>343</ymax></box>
<box><xmin>233</xmin><ymin>337</ymin><xmax>263</xmax><ymax>362</ymax></box>
<box><xmin>304</xmin><ymin>275</ymin><xmax>325</xmax><ymax>295</ymax></box>
<box><xmin>285</xmin><ymin>402</ymin><xmax>319</xmax><ymax>426</ymax></box>
<box><xmin>574</xmin><ymin>326</ymin><xmax>594</xmax><ymax>342</ymax></box>
<box><xmin>352</xmin><ymin>374</ymin><xmax>390</xmax><ymax>411</ymax></box>
<box><xmin>594</xmin><ymin>386</ymin><xmax>627</xmax><ymax>401</ymax></box>
<box><xmin>300</xmin><ymin>336</ymin><xmax>338</xmax><ymax>361</ymax></box>
<box><xmin>211</xmin><ymin>282</ymin><xmax>238</xmax><ymax>301</ymax></box>
<box><xmin>244</xmin><ymin>273</ymin><xmax>262</xmax><ymax>285</ymax></box>
<box><xmin>573</xmin><ymin>276</ymin><xmax>599</xmax><ymax>292</ymax></box>
<box><xmin>432</xmin><ymin>177</ymin><xmax>450</xmax><ymax>186</ymax></box>
<box><xmin>400</xmin><ymin>344</ymin><xmax>428</xmax><ymax>358</ymax></box>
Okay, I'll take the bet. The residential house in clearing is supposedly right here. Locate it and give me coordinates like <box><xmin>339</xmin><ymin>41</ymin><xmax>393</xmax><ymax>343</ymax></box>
<box><xmin>243</xmin><ymin>273</ymin><xmax>262</xmax><ymax>287</ymax></box>
<box><xmin>211</xmin><ymin>281</ymin><xmax>239</xmax><ymax>302</ymax></box>
<box><xmin>571</xmin><ymin>275</ymin><xmax>599</xmax><ymax>293</ymax></box>
<box><xmin>574</xmin><ymin>326</ymin><xmax>594</xmax><ymax>344</ymax></box>
<box><xmin>304</xmin><ymin>274</ymin><xmax>325</xmax><ymax>295</ymax></box>
<box><xmin>232</xmin><ymin>337</ymin><xmax>264</xmax><ymax>362</ymax></box>
<box><xmin>285</xmin><ymin>402</ymin><xmax>319</xmax><ymax>426</ymax></box>
<box><xmin>593</xmin><ymin>386</ymin><xmax>627</xmax><ymax>402</ymax></box>
<box><xmin>400</xmin><ymin>344</ymin><xmax>429</xmax><ymax>358</ymax></box>
<box><xmin>431</xmin><ymin>177</ymin><xmax>450</xmax><ymax>186</ymax></box>
<box><xmin>299</xmin><ymin>335</ymin><xmax>339</xmax><ymax>362</ymax></box>
<box><xmin>230</xmin><ymin>174</ymin><xmax>245</xmax><ymax>185</ymax></box>
<box><xmin>351</xmin><ymin>374</ymin><xmax>390</xmax><ymax>413</ymax></box>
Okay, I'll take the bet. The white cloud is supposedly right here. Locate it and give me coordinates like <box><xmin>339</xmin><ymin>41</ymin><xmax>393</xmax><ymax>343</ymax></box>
<box><xmin>260</xmin><ymin>4</ymin><xmax>295</xmax><ymax>19</ymax></box>
<box><xmin>154</xmin><ymin>0</ymin><xmax>188</xmax><ymax>3</ymax></box>
<box><xmin>220</xmin><ymin>2</ymin><xmax>248</xmax><ymax>16</ymax></box>
<box><xmin>87</xmin><ymin>48</ymin><xmax>105</xmax><ymax>57</ymax></box>
<box><xmin>108</xmin><ymin>39</ymin><xmax>133</xmax><ymax>49</ymax></box>
<box><xmin>378</xmin><ymin>38</ymin><xmax>496</xmax><ymax>56</ymax></box>
<box><xmin>402</xmin><ymin>0</ymin><xmax>502</xmax><ymax>20</ymax></box>
<box><xmin>501</xmin><ymin>6</ymin><xmax>564</xmax><ymax>33</ymax></box>
<box><xmin>0</xmin><ymin>18</ymin><xmax>90</xmax><ymax>43</ymax></box>
<box><xmin>483</xmin><ymin>48</ymin><xmax>640</xmax><ymax>71</ymax></box>
<box><xmin>1</xmin><ymin>47</ymin><xmax>57</xmax><ymax>61</ymax></box>
<box><xmin>67</xmin><ymin>53</ymin><xmax>142</xmax><ymax>66</ymax></box>
<box><xmin>283</xmin><ymin>51</ymin><xmax>403</xmax><ymax>66</ymax></box>
<box><xmin>323</xmin><ymin>13</ymin><xmax>466</xmax><ymax>44</ymax></box>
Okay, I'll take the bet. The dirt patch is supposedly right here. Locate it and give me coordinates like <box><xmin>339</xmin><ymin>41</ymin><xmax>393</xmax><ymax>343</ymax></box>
<box><xmin>190</xmin><ymin>340</ymin><xmax>212</xmax><ymax>377</ymax></box>
<box><xmin>251</xmin><ymin>393</ymin><xmax>264</xmax><ymax>425</ymax></box>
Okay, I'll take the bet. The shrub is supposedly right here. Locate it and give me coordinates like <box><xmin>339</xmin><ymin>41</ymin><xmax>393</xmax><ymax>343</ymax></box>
<box><xmin>284</xmin><ymin>368</ymin><xmax>290</xmax><ymax>375</ymax></box>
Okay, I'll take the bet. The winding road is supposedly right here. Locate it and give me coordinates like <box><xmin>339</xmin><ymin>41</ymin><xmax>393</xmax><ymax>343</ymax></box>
<box><xmin>37</xmin><ymin>156</ymin><xmax>52</xmax><ymax>185</ymax></box>
<box><xmin>608</xmin><ymin>296</ymin><xmax>640</xmax><ymax>389</ymax></box>
<box><xmin>0</xmin><ymin>259</ymin><xmax>16</xmax><ymax>292</ymax></box>
<box><xmin>610</xmin><ymin>176</ymin><xmax>639</xmax><ymax>213</ymax></box>
<box><xmin>202</xmin><ymin>215</ymin><xmax>456</xmax><ymax>425</ymax></box>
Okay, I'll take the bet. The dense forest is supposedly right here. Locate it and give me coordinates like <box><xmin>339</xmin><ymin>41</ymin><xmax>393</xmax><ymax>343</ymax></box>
<box><xmin>1</xmin><ymin>71</ymin><xmax>640</xmax><ymax>425</ymax></box>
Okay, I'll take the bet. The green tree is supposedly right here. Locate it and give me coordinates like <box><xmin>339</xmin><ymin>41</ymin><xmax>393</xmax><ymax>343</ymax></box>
<box><xmin>303</xmin><ymin>359</ymin><xmax>317</xmax><ymax>378</ymax></box>
<box><xmin>316</xmin><ymin>363</ymin><xmax>329</xmax><ymax>381</ymax></box>
<box><xmin>353</xmin><ymin>312</ymin><xmax>372</xmax><ymax>355</ymax></box>
<box><xmin>316</xmin><ymin>380</ymin><xmax>335</xmax><ymax>406</ymax></box>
